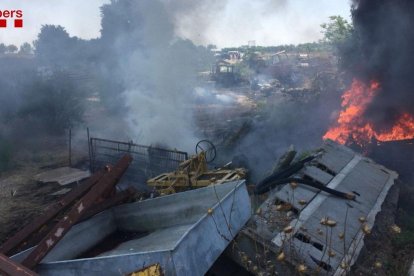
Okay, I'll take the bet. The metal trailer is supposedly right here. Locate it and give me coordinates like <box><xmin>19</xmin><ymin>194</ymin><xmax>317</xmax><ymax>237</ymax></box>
<box><xmin>11</xmin><ymin>180</ymin><xmax>251</xmax><ymax>276</ymax></box>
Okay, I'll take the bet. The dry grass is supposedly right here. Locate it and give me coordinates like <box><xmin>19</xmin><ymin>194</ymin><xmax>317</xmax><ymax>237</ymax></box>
<box><xmin>0</xmin><ymin>146</ymin><xmax>87</xmax><ymax>244</ymax></box>
<box><xmin>0</xmin><ymin>168</ymin><xmax>61</xmax><ymax>243</ymax></box>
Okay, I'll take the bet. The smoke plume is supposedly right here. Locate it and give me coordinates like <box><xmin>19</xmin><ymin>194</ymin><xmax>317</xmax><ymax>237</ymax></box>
<box><xmin>351</xmin><ymin>0</ymin><xmax>414</xmax><ymax>131</ymax></box>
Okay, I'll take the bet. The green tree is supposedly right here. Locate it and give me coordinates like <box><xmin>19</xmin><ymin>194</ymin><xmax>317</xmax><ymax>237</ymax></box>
<box><xmin>321</xmin><ymin>15</ymin><xmax>357</xmax><ymax>70</ymax></box>
<box><xmin>34</xmin><ymin>25</ymin><xmax>79</xmax><ymax>65</ymax></box>
<box><xmin>6</xmin><ymin>44</ymin><xmax>18</xmax><ymax>53</ymax></box>
<box><xmin>0</xmin><ymin>43</ymin><xmax>6</xmax><ymax>54</ymax></box>
<box><xmin>321</xmin><ymin>16</ymin><xmax>353</xmax><ymax>45</ymax></box>
<box><xmin>19</xmin><ymin>42</ymin><xmax>33</xmax><ymax>54</ymax></box>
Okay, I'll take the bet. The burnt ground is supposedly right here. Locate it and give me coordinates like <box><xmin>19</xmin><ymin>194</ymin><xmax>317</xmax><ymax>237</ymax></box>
<box><xmin>0</xmin><ymin>170</ymin><xmax>59</xmax><ymax>243</ymax></box>
<box><xmin>0</xmin><ymin>146</ymin><xmax>88</xmax><ymax>245</ymax></box>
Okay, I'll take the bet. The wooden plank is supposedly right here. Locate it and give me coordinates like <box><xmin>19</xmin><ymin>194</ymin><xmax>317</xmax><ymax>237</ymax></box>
<box><xmin>21</xmin><ymin>155</ymin><xmax>133</xmax><ymax>269</ymax></box>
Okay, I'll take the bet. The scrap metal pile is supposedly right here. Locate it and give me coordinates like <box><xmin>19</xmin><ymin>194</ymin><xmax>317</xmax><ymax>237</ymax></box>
<box><xmin>0</xmin><ymin>139</ymin><xmax>400</xmax><ymax>276</ymax></box>
<box><xmin>0</xmin><ymin>155</ymin><xmax>135</xmax><ymax>275</ymax></box>
<box><xmin>147</xmin><ymin>140</ymin><xmax>246</xmax><ymax>195</ymax></box>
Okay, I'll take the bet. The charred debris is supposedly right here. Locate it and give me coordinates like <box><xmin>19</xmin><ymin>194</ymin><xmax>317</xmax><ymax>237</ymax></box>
<box><xmin>0</xmin><ymin>44</ymin><xmax>408</xmax><ymax>276</ymax></box>
<box><xmin>0</xmin><ymin>44</ymin><xmax>410</xmax><ymax>275</ymax></box>
<box><xmin>0</xmin><ymin>135</ymin><xmax>401</xmax><ymax>275</ymax></box>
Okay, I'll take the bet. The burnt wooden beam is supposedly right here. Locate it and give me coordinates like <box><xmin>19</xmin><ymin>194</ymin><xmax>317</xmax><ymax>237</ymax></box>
<box><xmin>0</xmin><ymin>253</ymin><xmax>38</xmax><ymax>276</ymax></box>
<box><xmin>21</xmin><ymin>155</ymin><xmax>133</xmax><ymax>269</ymax></box>
<box><xmin>0</xmin><ymin>171</ymin><xmax>106</xmax><ymax>256</ymax></box>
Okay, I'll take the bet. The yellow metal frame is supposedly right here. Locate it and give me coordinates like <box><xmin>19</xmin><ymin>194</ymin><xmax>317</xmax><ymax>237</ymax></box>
<box><xmin>128</xmin><ymin>264</ymin><xmax>163</xmax><ymax>276</ymax></box>
<box><xmin>147</xmin><ymin>152</ymin><xmax>246</xmax><ymax>194</ymax></box>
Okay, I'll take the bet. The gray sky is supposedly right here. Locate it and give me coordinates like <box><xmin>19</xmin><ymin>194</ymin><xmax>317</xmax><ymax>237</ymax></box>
<box><xmin>0</xmin><ymin>0</ymin><xmax>351</xmax><ymax>48</ymax></box>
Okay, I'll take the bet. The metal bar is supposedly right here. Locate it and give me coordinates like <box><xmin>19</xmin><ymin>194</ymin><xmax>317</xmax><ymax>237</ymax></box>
<box><xmin>92</xmin><ymin>146</ymin><xmax>148</xmax><ymax>157</ymax></box>
<box><xmin>87</xmin><ymin>127</ymin><xmax>92</xmax><ymax>172</ymax></box>
<box><xmin>90</xmin><ymin>137</ymin><xmax>187</xmax><ymax>156</ymax></box>
<box><xmin>0</xmin><ymin>171</ymin><xmax>105</xmax><ymax>256</ymax></box>
<box><xmin>79</xmin><ymin>187</ymin><xmax>137</xmax><ymax>222</ymax></box>
<box><xmin>22</xmin><ymin>155</ymin><xmax>133</xmax><ymax>269</ymax></box>
<box><xmin>93</xmin><ymin>148</ymin><xmax>186</xmax><ymax>164</ymax></box>
<box><xmin>0</xmin><ymin>253</ymin><xmax>38</xmax><ymax>276</ymax></box>
<box><xmin>90</xmin><ymin>136</ymin><xmax>96</xmax><ymax>172</ymax></box>
<box><xmin>68</xmin><ymin>128</ymin><xmax>72</xmax><ymax>167</ymax></box>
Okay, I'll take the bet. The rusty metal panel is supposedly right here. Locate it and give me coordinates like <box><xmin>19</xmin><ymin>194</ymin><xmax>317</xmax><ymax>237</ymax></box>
<box><xmin>21</xmin><ymin>155</ymin><xmax>133</xmax><ymax>269</ymax></box>
<box><xmin>0</xmin><ymin>171</ymin><xmax>105</xmax><ymax>256</ymax></box>
<box><xmin>0</xmin><ymin>253</ymin><xmax>38</xmax><ymax>276</ymax></box>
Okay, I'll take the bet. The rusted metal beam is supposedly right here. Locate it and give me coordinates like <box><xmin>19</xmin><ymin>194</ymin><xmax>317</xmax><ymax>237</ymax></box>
<box><xmin>0</xmin><ymin>171</ymin><xmax>106</xmax><ymax>256</ymax></box>
<box><xmin>22</xmin><ymin>155</ymin><xmax>133</xmax><ymax>269</ymax></box>
<box><xmin>8</xmin><ymin>186</ymin><xmax>133</xmax><ymax>256</ymax></box>
<box><xmin>0</xmin><ymin>253</ymin><xmax>38</xmax><ymax>276</ymax></box>
<box><xmin>79</xmin><ymin>187</ymin><xmax>137</xmax><ymax>222</ymax></box>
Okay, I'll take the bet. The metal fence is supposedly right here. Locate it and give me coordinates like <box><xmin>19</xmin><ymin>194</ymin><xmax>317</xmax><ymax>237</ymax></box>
<box><xmin>89</xmin><ymin>138</ymin><xmax>188</xmax><ymax>186</ymax></box>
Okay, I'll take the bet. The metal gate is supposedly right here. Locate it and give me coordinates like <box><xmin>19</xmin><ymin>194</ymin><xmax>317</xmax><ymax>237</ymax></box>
<box><xmin>89</xmin><ymin>138</ymin><xmax>188</xmax><ymax>186</ymax></box>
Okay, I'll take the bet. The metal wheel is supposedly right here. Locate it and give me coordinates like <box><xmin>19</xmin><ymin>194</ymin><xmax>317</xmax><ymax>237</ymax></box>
<box><xmin>195</xmin><ymin>140</ymin><xmax>216</xmax><ymax>163</ymax></box>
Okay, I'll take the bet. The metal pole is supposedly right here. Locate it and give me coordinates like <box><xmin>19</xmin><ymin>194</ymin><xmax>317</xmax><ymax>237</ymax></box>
<box><xmin>68</xmin><ymin>128</ymin><xmax>72</xmax><ymax>167</ymax></box>
<box><xmin>87</xmin><ymin>128</ymin><xmax>92</xmax><ymax>172</ymax></box>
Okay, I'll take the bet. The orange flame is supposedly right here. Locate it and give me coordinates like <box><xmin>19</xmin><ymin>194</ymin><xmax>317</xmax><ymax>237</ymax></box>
<box><xmin>323</xmin><ymin>79</ymin><xmax>414</xmax><ymax>145</ymax></box>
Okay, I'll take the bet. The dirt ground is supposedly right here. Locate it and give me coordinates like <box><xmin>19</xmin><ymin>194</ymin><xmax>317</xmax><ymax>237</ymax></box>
<box><xmin>0</xmin><ymin>148</ymin><xmax>87</xmax><ymax>244</ymax></box>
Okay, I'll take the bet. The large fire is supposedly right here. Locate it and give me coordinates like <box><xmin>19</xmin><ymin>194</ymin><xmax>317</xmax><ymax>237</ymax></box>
<box><xmin>323</xmin><ymin>79</ymin><xmax>414</xmax><ymax>145</ymax></box>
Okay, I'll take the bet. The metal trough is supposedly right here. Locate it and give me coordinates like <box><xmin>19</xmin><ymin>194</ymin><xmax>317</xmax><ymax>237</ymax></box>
<box><xmin>11</xmin><ymin>180</ymin><xmax>251</xmax><ymax>276</ymax></box>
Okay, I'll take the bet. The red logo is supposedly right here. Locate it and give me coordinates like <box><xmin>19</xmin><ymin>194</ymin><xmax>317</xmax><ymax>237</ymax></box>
<box><xmin>0</xmin><ymin>10</ymin><xmax>23</xmax><ymax>28</ymax></box>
